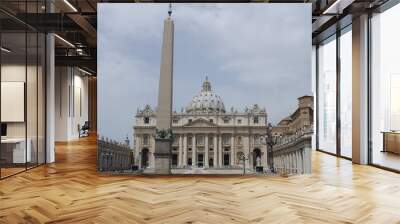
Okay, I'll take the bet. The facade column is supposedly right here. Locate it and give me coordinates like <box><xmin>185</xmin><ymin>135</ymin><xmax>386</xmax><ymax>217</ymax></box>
<box><xmin>150</xmin><ymin>136</ymin><xmax>155</xmax><ymax>168</ymax></box>
<box><xmin>265</xmin><ymin>150</ymin><xmax>268</xmax><ymax>168</ymax></box>
<box><xmin>218</xmin><ymin>134</ymin><xmax>223</xmax><ymax>167</ymax></box>
<box><xmin>245</xmin><ymin>136</ymin><xmax>250</xmax><ymax>170</ymax></box>
<box><xmin>135</xmin><ymin>135</ymin><xmax>141</xmax><ymax>167</ymax></box>
<box><xmin>205</xmin><ymin>135</ymin><xmax>209</xmax><ymax>168</ymax></box>
<box><xmin>178</xmin><ymin>135</ymin><xmax>183</xmax><ymax>167</ymax></box>
<box><xmin>183</xmin><ymin>134</ymin><xmax>187</xmax><ymax>167</ymax></box>
<box><xmin>192</xmin><ymin>134</ymin><xmax>196</xmax><ymax>167</ymax></box>
<box><xmin>138</xmin><ymin>137</ymin><xmax>142</xmax><ymax>169</ymax></box>
<box><xmin>230</xmin><ymin>135</ymin><xmax>235</xmax><ymax>166</ymax></box>
<box><xmin>213</xmin><ymin>135</ymin><xmax>218</xmax><ymax>167</ymax></box>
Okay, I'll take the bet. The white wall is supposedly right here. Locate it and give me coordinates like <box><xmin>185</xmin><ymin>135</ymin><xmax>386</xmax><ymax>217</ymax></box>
<box><xmin>1</xmin><ymin>63</ymin><xmax>47</xmax><ymax>164</ymax></box>
<box><xmin>55</xmin><ymin>67</ymin><xmax>89</xmax><ymax>141</ymax></box>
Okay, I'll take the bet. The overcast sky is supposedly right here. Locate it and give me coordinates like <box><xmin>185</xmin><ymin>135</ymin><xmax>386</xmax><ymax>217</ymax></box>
<box><xmin>98</xmin><ymin>3</ymin><xmax>312</xmax><ymax>143</ymax></box>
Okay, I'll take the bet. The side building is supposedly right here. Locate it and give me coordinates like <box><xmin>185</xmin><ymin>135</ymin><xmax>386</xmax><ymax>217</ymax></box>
<box><xmin>272</xmin><ymin>96</ymin><xmax>313</xmax><ymax>137</ymax></box>
<box><xmin>133</xmin><ymin>78</ymin><xmax>268</xmax><ymax>172</ymax></box>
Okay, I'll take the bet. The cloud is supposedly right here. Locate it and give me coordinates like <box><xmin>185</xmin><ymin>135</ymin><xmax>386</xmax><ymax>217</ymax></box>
<box><xmin>98</xmin><ymin>3</ymin><xmax>312</xmax><ymax>143</ymax></box>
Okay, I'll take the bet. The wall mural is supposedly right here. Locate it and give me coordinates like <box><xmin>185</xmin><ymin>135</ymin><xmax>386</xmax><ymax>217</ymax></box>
<box><xmin>97</xmin><ymin>3</ymin><xmax>312</xmax><ymax>175</ymax></box>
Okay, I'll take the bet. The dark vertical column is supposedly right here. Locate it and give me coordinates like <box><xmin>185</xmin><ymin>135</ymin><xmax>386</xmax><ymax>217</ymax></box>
<box><xmin>336</xmin><ymin>30</ymin><xmax>341</xmax><ymax>157</ymax></box>
<box><xmin>315</xmin><ymin>45</ymin><xmax>320</xmax><ymax>151</ymax></box>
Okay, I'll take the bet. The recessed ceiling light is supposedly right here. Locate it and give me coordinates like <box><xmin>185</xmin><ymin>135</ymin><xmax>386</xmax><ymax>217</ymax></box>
<box><xmin>54</xmin><ymin>34</ymin><xmax>75</xmax><ymax>48</ymax></box>
<box><xmin>63</xmin><ymin>0</ymin><xmax>78</xmax><ymax>12</ymax></box>
<box><xmin>323</xmin><ymin>0</ymin><xmax>354</xmax><ymax>15</ymax></box>
<box><xmin>78</xmin><ymin>67</ymin><xmax>93</xmax><ymax>76</ymax></box>
<box><xmin>1</xmin><ymin>47</ymin><xmax>11</xmax><ymax>53</ymax></box>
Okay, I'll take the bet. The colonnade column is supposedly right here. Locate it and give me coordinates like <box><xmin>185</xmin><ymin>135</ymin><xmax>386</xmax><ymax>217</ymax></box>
<box><xmin>205</xmin><ymin>135</ymin><xmax>209</xmax><ymax>168</ymax></box>
<box><xmin>183</xmin><ymin>134</ymin><xmax>187</xmax><ymax>167</ymax></box>
<box><xmin>192</xmin><ymin>134</ymin><xmax>197</xmax><ymax>167</ymax></box>
<box><xmin>218</xmin><ymin>134</ymin><xmax>223</xmax><ymax>167</ymax></box>
<box><xmin>292</xmin><ymin>153</ymin><xmax>296</xmax><ymax>173</ymax></box>
<box><xmin>230</xmin><ymin>135</ymin><xmax>235</xmax><ymax>166</ymax></box>
<box><xmin>178</xmin><ymin>135</ymin><xmax>183</xmax><ymax>167</ymax></box>
<box><xmin>297</xmin><ymin>151</ymin><xmax>302</xmax><ymax>173</ymax></box>
<box><xmin>213</xmin><ymin>135</ymin><xmax>218</xmax><ymax>167</ymax></box>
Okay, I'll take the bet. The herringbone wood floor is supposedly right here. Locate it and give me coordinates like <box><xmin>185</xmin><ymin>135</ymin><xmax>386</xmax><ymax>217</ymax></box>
<box><xmin>1</xmin><ymin>136</ymin><xmax>400</xmax><ymax>224</ymax></box>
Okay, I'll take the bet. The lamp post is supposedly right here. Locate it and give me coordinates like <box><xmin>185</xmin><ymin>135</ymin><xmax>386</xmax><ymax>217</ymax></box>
<box><xmin>238</xmin><ymin>153</ymin><xmax>249</xmax><ymax>175</ymax></box>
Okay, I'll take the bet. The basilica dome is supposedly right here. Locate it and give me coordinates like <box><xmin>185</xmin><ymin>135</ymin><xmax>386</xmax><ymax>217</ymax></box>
<box><xmin>186</xmin><ymin>77</ymin><xmax>225</xmax><ymax>113</ymax></box>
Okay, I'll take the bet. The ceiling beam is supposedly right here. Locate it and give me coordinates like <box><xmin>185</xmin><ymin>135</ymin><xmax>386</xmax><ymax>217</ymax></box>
<box><xmin>55</xmin><ymin>55</ymin><xmax>96</xmax><ymax>72</ymax></box>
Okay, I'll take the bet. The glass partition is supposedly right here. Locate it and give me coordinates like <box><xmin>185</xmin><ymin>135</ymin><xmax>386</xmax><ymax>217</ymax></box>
<box><xmin>27</xmin><ymin>31</ymin><xmax>38</xmax><ymax>169</ymax></box>
<box><xmin>317</xmin><ymin>35</ymin><xmax>337</xmax><ymax>154</ymax></box>
<box><xmin>1</xmin><ymin>31</ymin><xmax>28</xmax><ymax>177</ymax></box>
<box><xmin>0</xmin><ymin>1</ymin><xmax>46</xmax><ymax>179</ymax></box>
<box><xmin>371</xmin><ymin>3</ymin><xmax>400</xmax><ymax>171</ymax></box>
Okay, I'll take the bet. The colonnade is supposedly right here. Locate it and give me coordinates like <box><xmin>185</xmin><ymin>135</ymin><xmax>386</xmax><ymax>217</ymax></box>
<box><xmin>175</xmin><ymin>133</ymin><xmax>236</xmax><ymax>168</ymax></box>
<box><xmin>273</xmin><ymin>147</ymin><xmax>311</xmax><ymax>174</ymax></box>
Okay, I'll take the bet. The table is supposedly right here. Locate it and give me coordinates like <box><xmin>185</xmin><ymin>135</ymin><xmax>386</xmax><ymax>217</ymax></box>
<box><xmin>382</xmin><ymin>131</ymin><xmax>400</xmax><ymax>154</ymax></box>
<box><xmin>1</xmin><ymin>138</ymin><xmax>32</xmax><ymax>164</ymax></box>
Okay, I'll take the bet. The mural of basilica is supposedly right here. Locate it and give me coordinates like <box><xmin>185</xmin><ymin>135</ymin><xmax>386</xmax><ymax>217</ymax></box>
<box><xmin>133</xmin><ymin>77</ymin><xmax>268</xmax><ymax>171</ymax></box>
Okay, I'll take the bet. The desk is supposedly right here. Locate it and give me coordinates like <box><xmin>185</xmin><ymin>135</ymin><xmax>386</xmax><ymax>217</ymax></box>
<box><xmin>382</xmin><ymin>131</ymin><xmax>400</xmax><ymax>154</ymax></box>
<box><xmin>1</xmin><ymin>138</ymin><xmax>31</xmax><ymax>164</ymax></box>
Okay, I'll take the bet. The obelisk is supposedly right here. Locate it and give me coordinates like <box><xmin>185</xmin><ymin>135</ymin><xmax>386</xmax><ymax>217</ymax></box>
<box><xmin>153</xmin><ymin>4</ymin><xmax>174</xmax><ymax>174</ymax></box>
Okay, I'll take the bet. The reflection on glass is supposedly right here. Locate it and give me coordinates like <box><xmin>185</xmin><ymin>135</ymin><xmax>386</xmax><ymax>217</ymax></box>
<box><xmin>0</xmin><ymin>1</ymin><xmax>47</xmax><ymax>178</ymax></box>
<box><xmin>1</xmin><ymin>32</ymin><xmax>28</xmax><ymax>177</ymax></box>
<box><xmin>38</xmin><ymin>33</ymin><xmax>46</xmax><ymax>165</ymax></box>
<box><xmin>371</xmin><ymin>4</ymin><xmax>400</xmax><ymax>171</ymax></box>
<box><xmin>340</xmin><ymin>28</ymin><xmax>352</xmax><ymax>158</ymax></box>
<box><xmin>27</xmin><ymin>32</ymin><xmax>38</xmax><ymax>169</ymax></box>
<box><xmin>318</xmin><ymin>36</ymin><xmax>337</xmax><ymax>154</ymax></box>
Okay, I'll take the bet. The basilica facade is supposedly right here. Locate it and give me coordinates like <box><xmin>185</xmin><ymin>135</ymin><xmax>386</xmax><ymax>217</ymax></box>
<box><xmin>133</xmin><ymin>78</ymin><xmax>268</xmax><ymax>172</ymax></box>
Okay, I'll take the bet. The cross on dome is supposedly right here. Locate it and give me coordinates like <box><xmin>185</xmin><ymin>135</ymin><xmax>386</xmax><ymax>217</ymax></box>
<box><xmin>202</xmin><ymin>75</ymin><xmax>212</xmax><ymax>92</ymax></box>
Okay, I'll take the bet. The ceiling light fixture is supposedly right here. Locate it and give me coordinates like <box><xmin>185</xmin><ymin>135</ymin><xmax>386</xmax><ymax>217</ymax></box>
<box><xmin>54</xmin><ymin>34</ymin><xmax>75</xmax><ymax>48</ymax></box>
<box><xmin>78</xmin><ymin>67</ymin><xmax>93</xmax><ymax>76</ymax></box>
<box><xmin>63</xmin><ymin>0</ymin><xmax>78</xmax><ymax>12</ymax></box>
<box><xmin>1</xmin><ymin>47</ymin><xmax>11</xmax><ymax>53</ymax></box>
<box><xmin>323</xmin><ymin>0</ymin><xmax>354</xmax><ymax>15</ymax></box>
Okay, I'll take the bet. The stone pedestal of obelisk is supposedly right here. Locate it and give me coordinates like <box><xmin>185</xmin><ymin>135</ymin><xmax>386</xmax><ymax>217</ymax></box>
<box><xmin>153</xmin><ymin>11</ymin><xmax>174</xmax><ymax>174</ymax></box>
